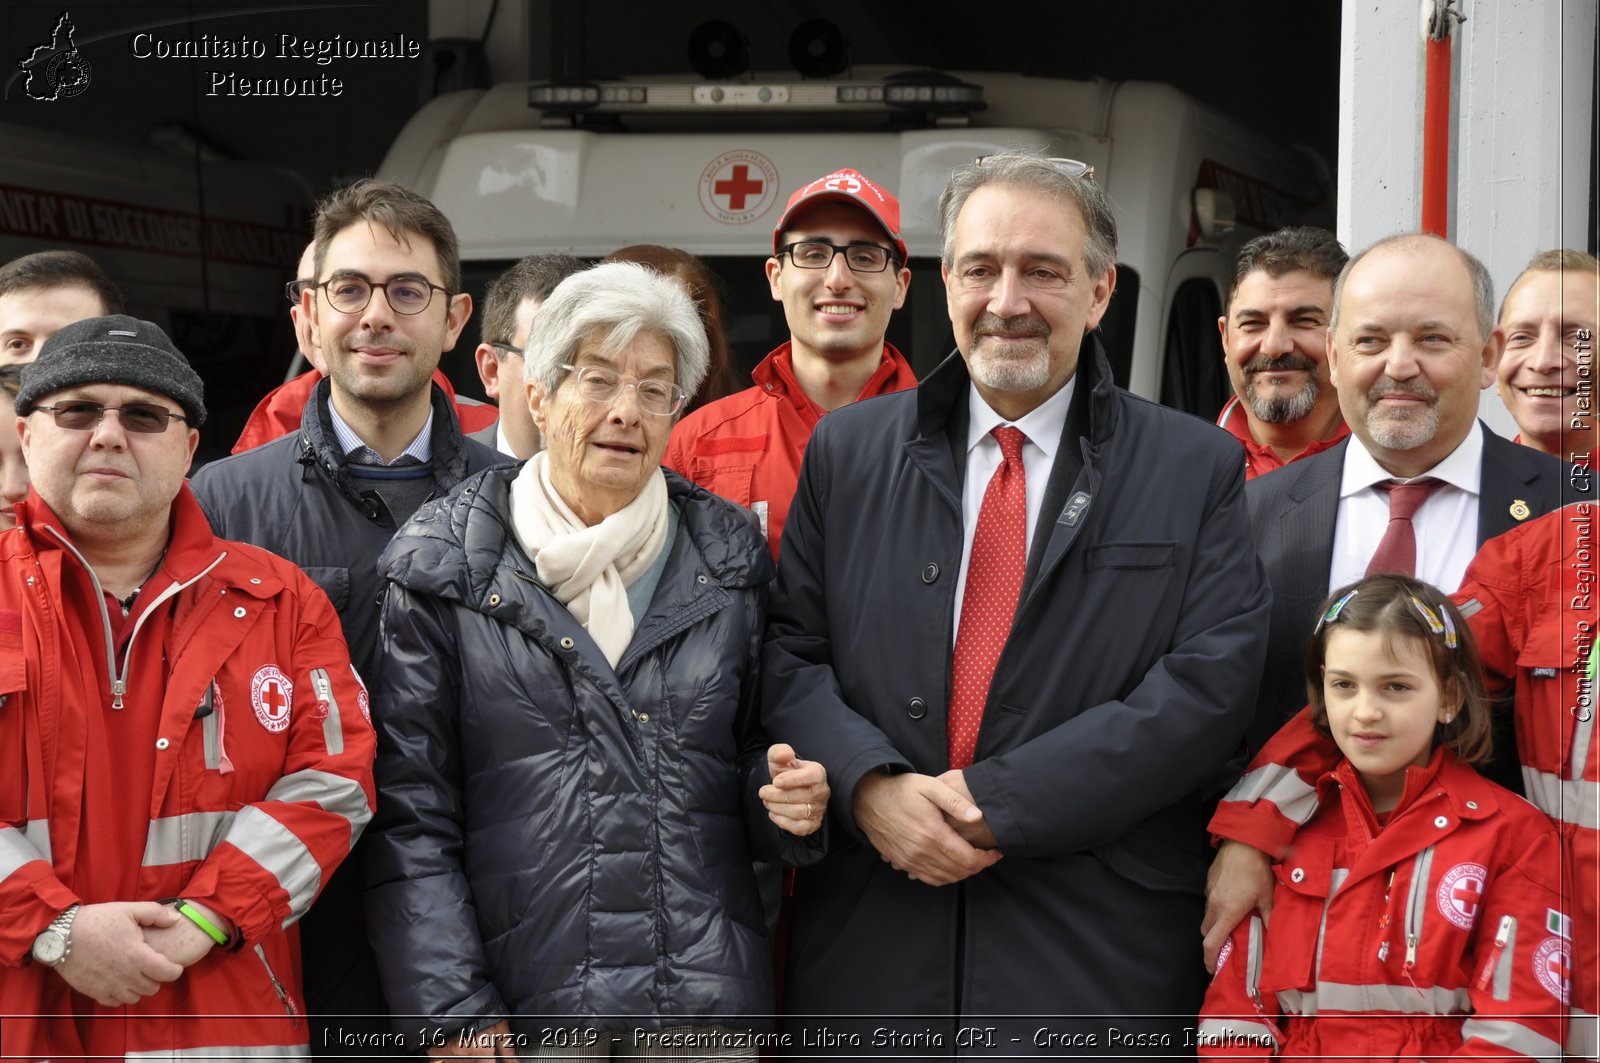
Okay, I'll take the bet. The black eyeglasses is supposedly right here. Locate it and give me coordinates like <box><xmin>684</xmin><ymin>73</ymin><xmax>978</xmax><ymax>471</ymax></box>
<box><xmin>34</xmin><ymin>401</ymin><xmax>190</xmax><ymax>433</ymax></box>
<box><xmin>489</xmin><ymin>342</ymin><xmax>525</xmax><ymax>357</ymax></box>
<box><xmin>284</xmin><ymin>278</ymin><xmax>314</xmax><ymax>303</ymax></box>
<box><xmin>778</xmin><ymin>241</ymin><xmax>899</xmax><ymax>273</ymax></box>
<box><xmin>974</xmin><ymin>155</ymin><xmax>1096</xmax><ymax>181</ymax></box>
<box><xmin>316</xmin><ymin>276</ymin><xmax>454</xmax><ymax>316</ymax></box>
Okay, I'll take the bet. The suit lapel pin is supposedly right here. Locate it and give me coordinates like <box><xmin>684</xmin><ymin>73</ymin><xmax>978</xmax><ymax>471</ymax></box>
<box><xmin>1509</xmin><ymin>499</ymin><xmax>1531</xmax><ymax>521</ymax></box>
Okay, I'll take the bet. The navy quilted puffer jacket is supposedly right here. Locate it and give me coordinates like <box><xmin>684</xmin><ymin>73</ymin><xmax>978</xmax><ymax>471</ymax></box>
<box><xmin>364</xmin><ymin>465</ymin><xmax>804</xmax><ymax>1045</ymax></box>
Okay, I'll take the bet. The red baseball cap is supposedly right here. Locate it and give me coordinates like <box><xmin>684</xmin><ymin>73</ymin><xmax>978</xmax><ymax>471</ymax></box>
<box><xmin>772</xmin><ymin>168</ymin><xmax>906</xmax><ymax>264</ymax></box>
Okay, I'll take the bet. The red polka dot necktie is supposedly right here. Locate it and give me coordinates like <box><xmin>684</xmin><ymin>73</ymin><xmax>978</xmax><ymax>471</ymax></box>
<box><xmin>949</xmin><ymin>426</ymin><xmax>1027</xmax><ymax>771</ymax></box>
<box><xmin>1365</xmin><ymin>478</ymin><xmax>1442</xmax><ymax>577</ymax></box>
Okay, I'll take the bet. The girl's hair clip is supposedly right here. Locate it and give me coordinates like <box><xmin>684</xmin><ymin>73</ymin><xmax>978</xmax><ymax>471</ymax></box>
<box><xmin>1315</xmin><ymin>589</ymin><xmax>1359</xmax><ymax>633</ymax></box>
<box><xmin>1409</xmin><ymin>595</ymin><xmax>1459</xmax><ymax>648</ymax></box>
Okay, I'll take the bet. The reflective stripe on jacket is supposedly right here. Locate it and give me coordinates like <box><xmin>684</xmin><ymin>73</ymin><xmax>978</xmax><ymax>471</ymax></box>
<box><xmin>0</xmin><ymin>486</ymin><xmax>376</xmax><ymax>1059</ymax></box>
<box><xmin>1202</xmin><ymin>752</ymin><xmax>1566</xmax><ymax>1061</ymax></box>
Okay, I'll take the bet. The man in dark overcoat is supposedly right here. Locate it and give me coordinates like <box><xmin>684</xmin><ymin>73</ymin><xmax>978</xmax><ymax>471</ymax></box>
<box><xmin>762</xmin><ymin>149</ymin><xmax>1272</xmax><ymax>1056</ymax></box>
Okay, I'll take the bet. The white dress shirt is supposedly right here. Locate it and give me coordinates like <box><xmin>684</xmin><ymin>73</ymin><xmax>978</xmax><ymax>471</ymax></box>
<box><xmin>953</xmin><ymin>377</ymin><xmax>1075</xmax><ymax>645</ymax></box>
<box><xmin>1328</xmin><ymin>423</ymin><xmax>1484</xmax><ymax>593</ymax></box>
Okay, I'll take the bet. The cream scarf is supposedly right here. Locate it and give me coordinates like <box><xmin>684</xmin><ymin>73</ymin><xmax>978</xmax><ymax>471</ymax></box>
<box><xmin>508</xmin><ymin>452</ymin><xmax>669</xmax><ymax>666</ymax></box>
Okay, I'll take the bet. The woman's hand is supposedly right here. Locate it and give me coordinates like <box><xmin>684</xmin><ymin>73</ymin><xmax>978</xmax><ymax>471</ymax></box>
<box><xmin>760</xmin><ymin>743</ymin><xmax>829</xmax><ymax>837</ymax></box>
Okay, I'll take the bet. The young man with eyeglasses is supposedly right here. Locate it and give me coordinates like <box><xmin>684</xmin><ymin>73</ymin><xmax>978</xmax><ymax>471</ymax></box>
<box><xmin>230</xmin><ymin>240</ymin><xmax>498</xmax><ymax>455</ymax></box>
<box><xmin>0</xmin><ymin>316</ymin><xmax>374</xmax><ymax>1059</ymax></box>
<box><xmin>189</xmin><ymin>179</ymin><xmax>506</xmax><ymax>1057</ymax></box>
<box><xmin>664</xmin><ymin>168</ymin><xmax>917</xmax><ymax>556</ymax></box>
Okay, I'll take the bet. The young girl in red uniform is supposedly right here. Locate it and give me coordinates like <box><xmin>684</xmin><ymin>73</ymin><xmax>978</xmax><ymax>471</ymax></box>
<box><xmin>1199</xmin><ymin>574</ymin><xmax>1568</xmax><ymax>1061</ymax></box>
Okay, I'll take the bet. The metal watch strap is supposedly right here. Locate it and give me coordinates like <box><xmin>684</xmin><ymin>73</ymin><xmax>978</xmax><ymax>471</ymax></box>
<box><xmin>34</xmin><ymin>903</ymin><xmax>81</xmax><ymax>965</ymax></box>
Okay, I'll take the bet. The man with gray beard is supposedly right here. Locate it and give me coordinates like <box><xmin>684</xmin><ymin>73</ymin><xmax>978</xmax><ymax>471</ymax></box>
<box><xmin>761</xmin><ymin>149</ymin><xmax>1270</xmax><ymax>1052</ymax></box>
<box><xmin>1215</xmin><ymin>227</ymin><xmax>1350</xmax><ymax>478</ymax></box>
<box><xmin>1235</xmin><ymin>232</ymin><xmax>1585</xmax><ymax>758</ymax></box>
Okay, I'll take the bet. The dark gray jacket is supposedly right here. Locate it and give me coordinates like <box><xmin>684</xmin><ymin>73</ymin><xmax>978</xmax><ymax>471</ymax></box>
<box><xmin>190</xmin><ymin>380</ymin><xmax>509</xmax><ymax>677</ymax></box>
<box><xmin>365</xmin><ymin>466</ymin><xmax>807</xmax><ymax>1044</ymax></box>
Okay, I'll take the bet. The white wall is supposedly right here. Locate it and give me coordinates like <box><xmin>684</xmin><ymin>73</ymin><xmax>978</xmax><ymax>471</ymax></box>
<box><xmin>1338</xmin><ymin>0</ymin><xmax>1597</xmax><ymax>438</ymax></box>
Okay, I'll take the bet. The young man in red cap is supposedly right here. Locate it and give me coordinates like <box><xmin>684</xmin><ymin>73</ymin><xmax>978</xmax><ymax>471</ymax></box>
<box><xmin>664</xmin><ymin>167</ymin><xmax>917</xmax><ymax>556</ymax></box>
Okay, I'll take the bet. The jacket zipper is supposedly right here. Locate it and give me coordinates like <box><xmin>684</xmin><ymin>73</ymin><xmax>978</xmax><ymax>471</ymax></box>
<box><xmin>255</xmin><ymin>944</ymin><xmax>301</xmax><ymax>1028</ymax></box>
<box><xmin>310</xmin><ymin>667</ymin><xmax>344</xmax><ymax>755</ymax></box>
<box><xmin>1402</xmin><ymin>844</ymin><xmax>1435</xmax><ymax>973</ymax></box>
<box><xmin>42</xmin><ymin>527</ymin><xmax>225</xmax><ymax>710</ymax></box>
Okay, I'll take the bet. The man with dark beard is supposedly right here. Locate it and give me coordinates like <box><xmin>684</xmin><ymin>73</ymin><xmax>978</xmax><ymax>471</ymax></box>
<box><xmin>1215</xmin><ymin>227</ymin><xmax>1349</xmax><ymax>478</ymax></box>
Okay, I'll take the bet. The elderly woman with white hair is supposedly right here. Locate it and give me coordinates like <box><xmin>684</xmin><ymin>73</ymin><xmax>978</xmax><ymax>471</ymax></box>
<box><xmin>365</xmin><ymin>262</ymin><xmax>827</xmax><ymax>1058</ymax></box>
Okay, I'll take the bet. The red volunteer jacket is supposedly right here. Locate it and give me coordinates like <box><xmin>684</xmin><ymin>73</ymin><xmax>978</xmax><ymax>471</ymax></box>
<box><xmin>663</xmin><ymin>342</ymin><xmax>917</xmax><ymax>556</ymax></box>
<box><xmin>0</xmin><ymin>487</ymin><xmax>376</xmax><ymax>1059</ymax></box>
<box><xmin>1201</xmin><ymin>752</ymin><xmax>1566</xmax><ymax>1061</ymax></box>
<box><xmin>231</xmin><ymin>368</ymin><xmax>496</xmax><ymax>454</ymax></box>
<box><xmin>1209</xmin><ymin>503</ymin><xmax>1597</xmax><ymax>1058</ymax></box>
<box><xmin>1216</xmin><ymin>396</ymin><xmax>1350</xmax><ymax>481</ymax></box>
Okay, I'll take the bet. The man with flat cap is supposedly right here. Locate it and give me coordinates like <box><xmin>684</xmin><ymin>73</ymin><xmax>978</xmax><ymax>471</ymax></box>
<box><xmin>0</xmin><ymin>316</ymin><xmax>375</xmax><ymax>1059</ymax></box>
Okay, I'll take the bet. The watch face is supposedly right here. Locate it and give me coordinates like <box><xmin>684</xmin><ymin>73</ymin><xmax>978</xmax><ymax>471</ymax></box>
<box><xmin>33</xmin><ymin>930</ymin><xmax>67</xmax><ymax>965</ymax></box>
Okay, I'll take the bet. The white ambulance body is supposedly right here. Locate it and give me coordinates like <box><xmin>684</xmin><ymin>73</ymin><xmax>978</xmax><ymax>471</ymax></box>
<box><xmin>379</xmin><ymin>68</ymin><xmax>1332</xmax><ymax>416</ymax></box>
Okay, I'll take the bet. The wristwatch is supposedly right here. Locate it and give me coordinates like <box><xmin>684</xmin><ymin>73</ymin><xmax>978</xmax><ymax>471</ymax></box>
<box><xmin>31</xmin><ymin>904</ymin><xmax>81</xmax><ymax>966</ymax></box>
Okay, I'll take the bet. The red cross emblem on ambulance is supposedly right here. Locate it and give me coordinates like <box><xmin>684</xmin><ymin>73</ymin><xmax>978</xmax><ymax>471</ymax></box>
<box><xmin>1435</xmin><ymin>862</ymin><xmax>1488</xmax><ymax>930</ymax></box>
<box><xmin>251</xmin><ymin>665</ymin><xmax>294</xmax><ymax>734</ymax></box>
<box><xmin>699</xmin><ymin>150</ymin><xmax>779</xmax><ymax>224</ymax></box>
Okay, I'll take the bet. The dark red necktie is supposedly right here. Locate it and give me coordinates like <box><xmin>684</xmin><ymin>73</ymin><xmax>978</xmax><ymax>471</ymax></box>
<box><xmin>949</xmin><ymin>426</ymin><xmax>1027</xmax><ymax>771</ymax></box>
<box><xmin>1365</xmin><ymin>478</ymin><xmax>1442</xmax><ymax>577</ymax></box>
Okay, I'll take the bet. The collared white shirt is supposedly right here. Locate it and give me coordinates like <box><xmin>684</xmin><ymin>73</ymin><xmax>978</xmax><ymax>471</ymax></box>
<box><xmin>1328</xmin><ymin>423</ymin><xmax>1484</xmax><ymax>593</ymax></box>
<box><xmin>493</xmin><ymin>420</ymin><xmax>518</xmax><ymax>460</ymax></box>
<box><xmin>953</xmin><ymin>377</ymin><xmax>1075</xmax><ymax>645</ymax></box>
<box><xmin>328</xmin><ymin>402</ymin><xmax>434</xmax><ymax>467</ymax></box>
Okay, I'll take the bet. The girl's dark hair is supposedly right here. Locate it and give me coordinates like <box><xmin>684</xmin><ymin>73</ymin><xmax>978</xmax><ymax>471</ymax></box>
<box><xmin>1305</xmin><ymin>573</ymin><xmax>1492</xmax><ymax>766</ymax></box>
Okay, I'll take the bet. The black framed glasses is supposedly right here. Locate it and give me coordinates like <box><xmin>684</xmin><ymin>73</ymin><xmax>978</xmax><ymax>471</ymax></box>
<box><xmin>284</xmin><ymin>278</ymin><xmax>314</xmax><ymax>304</ymax></box>
<box><xmin>778</xmin><ymin>240</ymin><xmax>899</xmax><ymax>273</ymax></box>
<box><xmin>316</xmin><ymin>276</ymin><xmax>454</xmax><ymax>316</ymax></box>
<box><xmin>34</xmin><ymin>401</ymin><xmax>190</xmax><ymax>433</ymax></box>
<box><xmin>489</xmin><ymin>341</ymin><xmax>525</xmax><ymax>357</ymax></box>
<box><xmin>560</xmin><ymin>364</ymin><xmax>687</xmax><ymax>417</ymax></box>
<box><xmin>974</xmin><ymin>155</ymin><xmax>1095</xmax><ymax>181</ymax></box>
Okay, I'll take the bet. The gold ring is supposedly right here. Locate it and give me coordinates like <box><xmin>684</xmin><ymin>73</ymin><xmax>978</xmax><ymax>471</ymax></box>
<box><xmin>806</xmin><ymin>802</ymin><xmax>814</xmax><ymax>820</ymax></box>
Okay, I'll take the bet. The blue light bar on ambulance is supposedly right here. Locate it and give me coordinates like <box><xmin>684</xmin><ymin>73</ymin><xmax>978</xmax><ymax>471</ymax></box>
<box><xmin>882</xmin><ymin>73</ymin><xmax>985</xmax><ymax>113</ymax></box>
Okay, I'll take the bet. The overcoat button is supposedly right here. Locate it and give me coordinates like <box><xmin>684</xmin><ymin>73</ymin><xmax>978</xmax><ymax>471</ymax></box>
<box><xmin>1434</xmin><ymin>816</ymin><xmax>1449</xmax><ymax>828</ymax></box>
<box><xmin>906</xmin><ymin>697</ymin><xmax>927</xmax><ymax>719</ymax></box>
<box><xmin>233</xmin><ymin>607</ymin><xmax>247</xmax><ymax>618</ymax></box>
<box><xmin>559</xmin><ymin>637</ymin><xmax>575</xmax><ymax>649</ymax></box>
<box><xmin>921</xmin><ymin>564</ymin><xmax>939</xmax><ymax>584</ymax></box>
<box><xmin>638</xmin><ymin>713</ymin><xmax>650</xmax><ymax>723</ymax></box>
<box><xmin>156</xmin><ymin>737</ymin><xmax>170</xmax><ymax>750</ymax></box>
<box><xmin>488</xmin><ymin>593</ymin><xmax>501</xmax><ymax>606</ymax></box>
<box><xmin>1289</xmin><ymin>867</ymin><xmax>1305</xmax><ymax>883</ymax></box>
<box><xmin>1464</xmin><ymin>801</ymin><xmax>1478</xmax><ymax>810</ymax></box>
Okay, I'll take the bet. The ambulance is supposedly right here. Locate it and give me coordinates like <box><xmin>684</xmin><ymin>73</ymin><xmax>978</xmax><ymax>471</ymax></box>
<box><xmin>0</xmin><ymin>119</ymin><xmax>312</xmax><ymax>455</ymax></box>
<box><xmin>377</xmin><ymin>66</ymin><xmax>1333</xmax><ymax>417</ymax></box>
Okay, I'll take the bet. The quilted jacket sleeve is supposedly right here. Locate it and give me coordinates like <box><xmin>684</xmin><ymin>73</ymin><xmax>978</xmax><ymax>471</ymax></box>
<box><xmin>364</xmin><ymin>583</ymin><xmax>507</xmax><ymax>1042</ymax></box>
